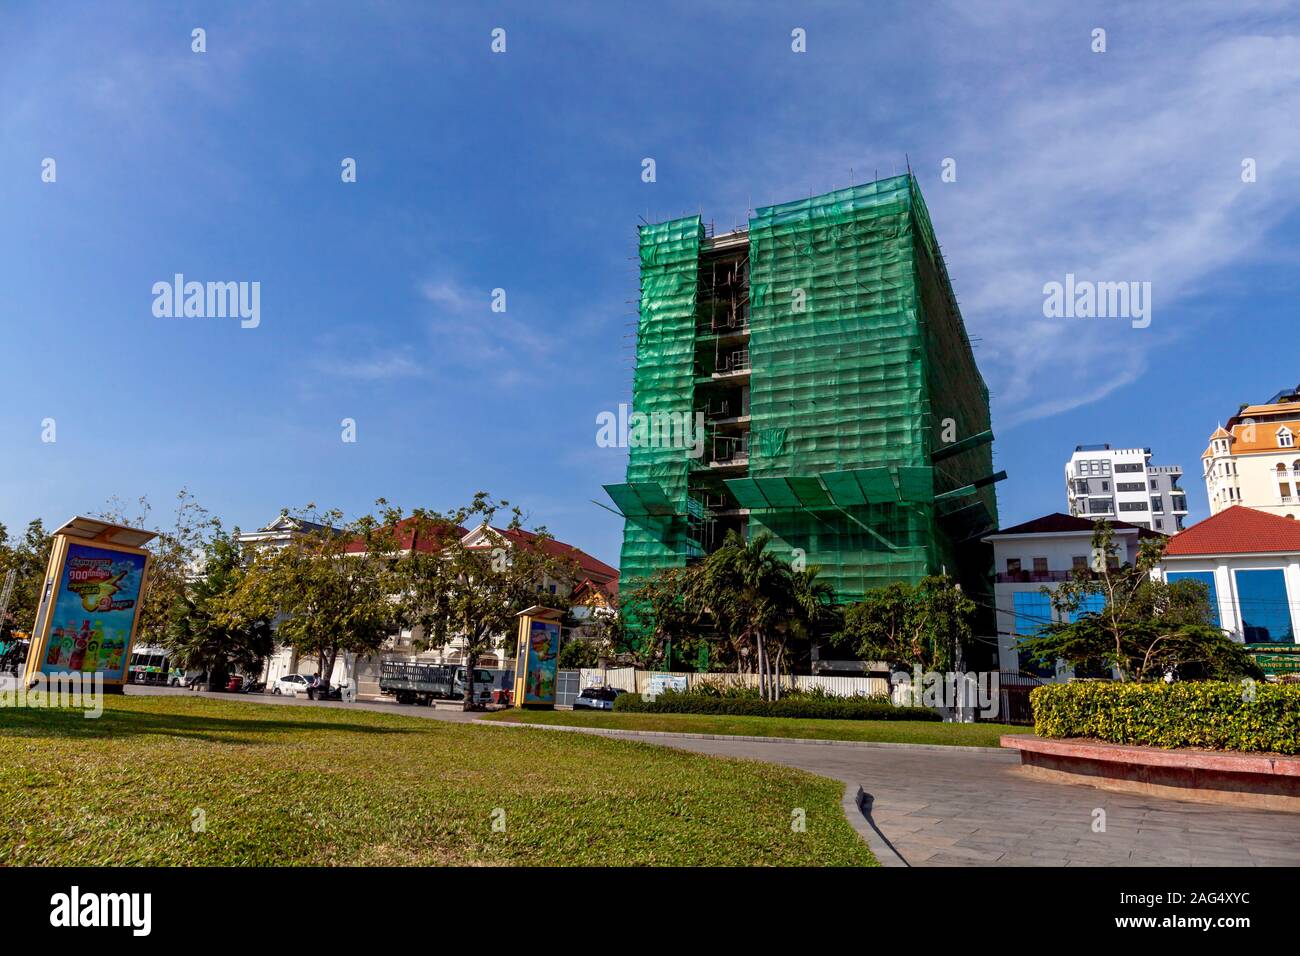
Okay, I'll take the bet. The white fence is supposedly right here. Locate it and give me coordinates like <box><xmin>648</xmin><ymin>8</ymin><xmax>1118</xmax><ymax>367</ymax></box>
<box><xmin>579</xmin><ymin>667</ymin><xmax>889</xmax><ymax>699</ymax></box>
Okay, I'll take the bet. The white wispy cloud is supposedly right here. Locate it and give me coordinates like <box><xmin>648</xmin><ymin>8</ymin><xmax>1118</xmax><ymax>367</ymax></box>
<box><xmin>310</xmin><ymin>349</ymin><xmax>422</xmax><ymax>382</ymax></box>
<box><xmin>929</xmin><ymin>18</ymin><xmax>1300</xmax><ymax>426</ymax></box>
<box><xmin>420</xmin><ymin>276</ymin><xmax>555</xmax><ymax>385</ymax></box>
<box><xmin>702</xmin><ymin>6</ymin><xmax>1300</xmax><ymax>430</ymax></box>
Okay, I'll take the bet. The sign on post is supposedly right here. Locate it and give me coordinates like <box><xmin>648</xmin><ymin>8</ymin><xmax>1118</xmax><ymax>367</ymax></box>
<box><xmin>513</xmin><ymin>605</ymin><xmax>563</xmax><ymax>708</ymax></box>
<box><xmin>22</xmin><ymin>517</ymin><xmax>157</xmax><ymax>694</ymax></box>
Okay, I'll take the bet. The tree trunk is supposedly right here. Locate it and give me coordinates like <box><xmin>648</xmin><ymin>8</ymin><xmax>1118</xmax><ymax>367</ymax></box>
<box><xmin>756</xmin><ymin>633</ymin><xmax>767</xmax><ymax>701</ymax></box>
<box><xmin>462</xmin><ymin>636</ymin><xmax>479</xmax><ymax>712</ymax></box>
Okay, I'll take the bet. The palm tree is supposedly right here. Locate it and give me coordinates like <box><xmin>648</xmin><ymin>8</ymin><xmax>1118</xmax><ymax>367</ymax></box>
<box><xmin>770</xmin><ymin>566</ymin><xmax>837</xmax><ymax>700</ymax></box>
<box><xmin>694</xmin><ymin>531</ymin><xmax>806</xmax><ymax>700</ymax></box>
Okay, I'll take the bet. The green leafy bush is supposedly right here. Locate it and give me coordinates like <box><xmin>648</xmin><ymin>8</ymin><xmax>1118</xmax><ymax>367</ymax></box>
<box><xmin>688</xmin><ymin>678</ymin><xmax>889</xmax><ymax>704</ymax></box>
<box><xmin>613</xmin><ymin>691</ymin><xmax>937</xmax><ymax>721</ymax></box>
<box><xmin>1031</xmin><ymin>680</ymin><xmax>1300</xmax><ymax>754</ymax></box>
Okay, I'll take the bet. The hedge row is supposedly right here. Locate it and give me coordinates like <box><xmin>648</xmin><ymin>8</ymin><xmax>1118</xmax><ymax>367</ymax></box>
<box><xmin>1031</xmin><ymin>681</ymin><xmax>1300</xmax><ymax>754</ymax></box>
<box><xmin>612</xmin><ymin>692</ymin><xmax>939</xmax><ymax>722</ymax></box>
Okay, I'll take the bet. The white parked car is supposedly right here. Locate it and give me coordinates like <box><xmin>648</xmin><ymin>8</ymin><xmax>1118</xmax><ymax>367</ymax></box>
<box><xmin>573</xmin><ymin>686</ymin><xmax>625</xmax><ymax>711</ymax></box>
<box><xmin>272</xmin><ymin>673</ymin><xmax>313</xmax><ymax>697</ymax></box>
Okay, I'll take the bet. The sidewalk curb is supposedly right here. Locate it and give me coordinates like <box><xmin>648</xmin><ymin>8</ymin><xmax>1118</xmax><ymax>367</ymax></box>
<box><xmin>475</xmin><ymin>718</ymin><xmax>1016</xmax><ymax>755</ymax></box>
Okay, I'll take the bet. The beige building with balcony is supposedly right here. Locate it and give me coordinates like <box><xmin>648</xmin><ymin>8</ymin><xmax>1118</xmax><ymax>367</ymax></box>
<box><xmin>1203</xmin><ymin>385</ymin><xmax>1300</xmax><ymax>519</ymax></box>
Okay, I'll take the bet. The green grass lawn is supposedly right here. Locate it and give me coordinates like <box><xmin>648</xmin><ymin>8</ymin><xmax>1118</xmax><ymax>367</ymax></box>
<box><xmin>482</xmin><ymin>708</ymin><xmax>1018</xmax><ymax>748</ymax></box>
<box><xmin>0</xmin><ymin>694</ymin><xmax>874</xmax><ymax>867</ymax></box>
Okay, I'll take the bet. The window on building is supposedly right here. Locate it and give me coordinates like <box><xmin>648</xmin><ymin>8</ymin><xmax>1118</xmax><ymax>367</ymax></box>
<box><xmin>1115</xmin><ymin>463</ymin><xmax>1144</xmax><ymax>473</ymax></box>
<box><xmin>1155</xmin><ymin>518</ymin><xmax>1164</xmax><ymax>530</ymax></box>
<box><xmin>1117</xmin><ymin>482</ymin><xmax>1146</xmax><ymax>492</ymax></box>
<box><xmin>1101</xmin><ymin>480</ymin><xmax>1110</xmax><ymax>491</ymax></box>
<box><xmin>1072</xmin><ymin>555</ymin><xmax>1088</xmax><ymax>570</ymax></box>
<box><xmin>1064</xmin><ymin>593</ymin><xmax>1109</xmax><ymax>678</ymax></box>
<box><xmin>1233</xmin><ymin>569</ymin><xmax>1293</xmax><ymax>643</ymax></box>
<box><xmin>1006</xmin><ymin>558</ymin><xmax>1021</xmax><ymax>574</ymax></box>
<box><xmin>1166</xmin><ymin>571</ymin><xmax>1220</xmax><ymax>628</ymax></box>
<box><xmin>1012</xmin><ymin>591</ymin><xmax>1055</xmax><ymax>678</ymax></box>
<box><xmin>1151</xmin><ymin>496</ymin><xmax>1164</xmax><ymax>513</ymax></box>
<box><xmin>1171</xmin><ymin>495</ymin><xmax>1187</xmax><ymax>511</ymax></box>
<box><xmin>1033</xmin><ymin>556</ymin><xmax>1048</xmax><ymax>574</ymax></box>
<box><xmin>1069</xmin><ymin>593</ymin><xmax>1106</xmax><ymax>622</ymax></box>
<box><xmin>1278</xmin><ymin>427</ymin><xmax>1294</xmax><ymax>449</ymax></box>
<box><xmin>1119</xmin><ymin>501</ymin><xmax>1148</xmax><ymax>512</ymax></box>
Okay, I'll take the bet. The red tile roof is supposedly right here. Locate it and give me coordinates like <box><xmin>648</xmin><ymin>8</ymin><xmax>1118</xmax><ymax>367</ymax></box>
<box><xmin>991</xmin><ymin>512</ymin><xmax>1163</xmax><ymax>539</ymax></box>
<box><xmin>488</xmin><ymin>527</ymin><xmax>619</xmax><ymax>582</ymax></box>
<box><xmin>570</xmin><ymin>577</ymin><xmax>619</xmax><ymax>603</ymax></box>
<box><xmin>344</xmin><ymin>517</ymin><xmax>465</xmax><ymax>554</ymax></box>
<box><xmin>1165</xmin><ymin>506</ymin><xmax>1300</xmax><ymax>556</ymax></box>
<box><xmin>342</xmin><ymin>518</ymin><xmax>618</xmax><ymax>582</ymax></box>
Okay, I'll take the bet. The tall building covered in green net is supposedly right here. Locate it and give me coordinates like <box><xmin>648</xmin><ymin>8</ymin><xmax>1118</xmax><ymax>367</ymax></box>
<box><xmin>604</xmin><ymin>175</ymin><xmax>1003</xmax><ymax>651</ymax></box>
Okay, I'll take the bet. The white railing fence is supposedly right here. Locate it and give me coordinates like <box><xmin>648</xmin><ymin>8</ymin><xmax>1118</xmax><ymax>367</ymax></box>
<box><xmin>579</xmin><ymin>667</ymin><xmax>889</xmax><ymax>698</ymax></box>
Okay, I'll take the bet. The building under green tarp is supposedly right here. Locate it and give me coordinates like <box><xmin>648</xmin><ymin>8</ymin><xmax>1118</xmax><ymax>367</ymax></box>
<box><xmin>607</xmin><ymin>175</ymin><xmax>1001</xmax><ymax>644</ymax></box>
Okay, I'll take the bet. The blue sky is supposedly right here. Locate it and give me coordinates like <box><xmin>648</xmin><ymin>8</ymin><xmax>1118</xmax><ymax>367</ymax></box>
<box><xmin>3</xmin><ymin>1</ymin><xmax>1300</xmax><ymax>565</ymax></box>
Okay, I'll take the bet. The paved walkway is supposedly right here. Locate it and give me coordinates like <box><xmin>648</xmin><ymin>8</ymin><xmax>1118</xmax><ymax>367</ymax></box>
<box><xmin>482</xmin><ymin>721</ymin><xmax>1300</xmax><ymax>867</ymax></box>
<box><xmin>12</xmin><ymin>680</ymin><xmax>1298</xmax><ymax>866</ymax></box>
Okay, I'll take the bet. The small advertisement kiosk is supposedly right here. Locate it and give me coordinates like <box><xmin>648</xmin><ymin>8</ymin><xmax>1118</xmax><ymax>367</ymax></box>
<box><xmin>22</xmin><ymin>517</ymin><xmax>157</xmax><ymax>694</ymax></box>
<box><xmin>513</xmin><ymin>605</ymin><xmax>562</xmax><ymax>708</ymax></box>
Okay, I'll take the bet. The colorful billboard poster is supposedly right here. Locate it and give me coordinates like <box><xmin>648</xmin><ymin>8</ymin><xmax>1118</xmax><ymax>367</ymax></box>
<box><xmin>523</xmin><ymin>620</ymin><xmax>559</xmax><ymax>704</ymax></box>
<box><xmin>40</xmin><ymin>543</ymin><xmax>147</xmax><ymax>682</ymax></box>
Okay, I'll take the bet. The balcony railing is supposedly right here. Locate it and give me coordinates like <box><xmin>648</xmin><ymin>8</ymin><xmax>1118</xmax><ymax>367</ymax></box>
<box><xmin>996</xmin><ymin>569</ymin><xmax>1078</xmax><ymax>583</ymax></box>
<box><xmin>709</xmin><ymin>435</ymin><xmax>749</xmax><ymax>465</ymax></box>
<box><xmin>716</xmin><ymin>349</ymin><xmax>750</xmax><ymax>374</ymax></box>
<box><xmin>696</xmin><ymin>315</ymin><xmax>750</xmax><ymax>337</ymax></box>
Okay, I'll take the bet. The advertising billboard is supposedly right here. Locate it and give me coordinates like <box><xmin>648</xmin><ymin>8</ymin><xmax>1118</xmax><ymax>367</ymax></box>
<box><xmin>523</xmin><ymin>619</ymin><xmax>560</xmax><ymax>705</ymax></box>
<box><xmin>38</xmin><ymin>542</ymin><xmax>149</xmax><ymax>684</ymax></box>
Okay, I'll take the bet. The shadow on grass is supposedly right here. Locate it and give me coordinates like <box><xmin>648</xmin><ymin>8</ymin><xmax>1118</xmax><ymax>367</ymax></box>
<box><xmin>0</xmin><ymin>705</ymin><xmax>417</xmax><ymax>746</ymax></box>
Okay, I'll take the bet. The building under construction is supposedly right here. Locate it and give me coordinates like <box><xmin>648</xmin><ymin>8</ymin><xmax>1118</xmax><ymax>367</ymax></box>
<box><xmin>604</xmin><ymin>174</ymin><xmax>1003</xmax><ymax>641</ymax></box>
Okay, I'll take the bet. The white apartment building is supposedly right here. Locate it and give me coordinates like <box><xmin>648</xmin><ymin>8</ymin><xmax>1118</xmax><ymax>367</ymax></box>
<box><xmin>234</xmin><ymin>514</ymin><xmax>618</xmax><ymax>698</ymax></box>
<box><xmin>982</xmin><ymin>513</ymin><xmax>1157</xmax><ymax>680</ymax></box>
<box><xmin>1203</xmin><ymin>385</ymin><xmax>1300</xmax><ymax>520</ymax></box>
<box><xmin>1064</xmin><ymin>444</ymin><xmax>1189</xmax><ymax>534</ymax></box>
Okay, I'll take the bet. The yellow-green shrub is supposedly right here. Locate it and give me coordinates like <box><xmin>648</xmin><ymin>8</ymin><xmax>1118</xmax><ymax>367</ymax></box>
<box><xmin>1031</xmin><ymin>681</ymin><xmax>1300</xmax><ymax>754</ymax></box>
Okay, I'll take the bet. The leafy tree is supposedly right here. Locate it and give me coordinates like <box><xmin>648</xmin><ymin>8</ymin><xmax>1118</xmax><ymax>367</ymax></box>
<box><xmin>773</xmin><ymin>566</ymin><xmax>839</xmax><ymax>680</ymax></box>
<box><xmin>559</xmin><ymin>637</ymin><xmax>601</xmax><ymax>670</ymax></box>
<box><xmin>164</xmin><ymin>533</ymin><xmax>273</xmax><ymax>689</ymax></box>
<box><xmin>230</xmin><ymin>504</ymin><xmax>403</xmax><ymax>689</ymax></box>
<box><xmin>0</xmin><ymin>519</ymin><xmax>53</xmax><ymax>643</ymax></box>
<box><xmin>95</xmin><ymin>489</ymin><xmax>221</xmax><ymax>646</ymax></box>
<box><xmin>1021</xmin><ymin>522</ymin><xmax>1264</xmax><ymax>682</ymax></box>
<box><xmin>833</xmin><ymin>575</ymin><xmax>975</xmax><ymax>673</ymax></box>
<box><xmin>689</xmin><ymin>531</ymin><xmax>827</xmax><ymax>700</ymax></box>
<box><xmin>625</xmin><ymin>566</ymin><xmax>702</xmax><ymax>670</ymax></box>
<box><xmin>562</xmin><ymin>588</ymin><xmax>625</xmax><ymax>667</ymax></box>
<box><xmin>395</xmin><ymin>494</ymin><xmax>578</xmax><ymax>710</ymax></box>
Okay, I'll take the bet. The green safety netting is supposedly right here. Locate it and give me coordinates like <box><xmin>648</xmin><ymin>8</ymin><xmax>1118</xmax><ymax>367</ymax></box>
<box><xmin>603</xmin><ymin>481</ymin><xmax>676</xmax><ymax>517</ymax></box>
<box><xmin>615</xmin><ymin>176</ymin><xmax>1001</xmax><ymax>620</ymax></box>
<box><xmin>616</xmin><ymin>216</ymin><xmax>705</xmax><ymax>603</ymax></box>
